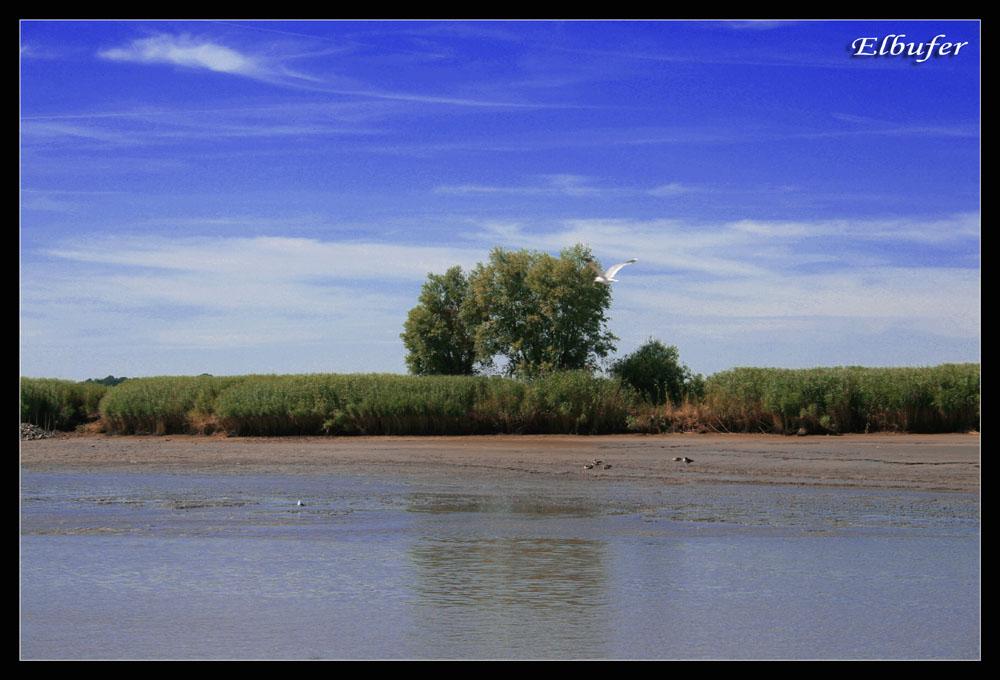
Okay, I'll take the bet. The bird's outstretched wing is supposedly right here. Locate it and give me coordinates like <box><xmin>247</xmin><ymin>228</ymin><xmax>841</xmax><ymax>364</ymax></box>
<box><xmin>604</xmin><ymin>259</ymin><xmax>637</xmax><ymax>279</ymax></box>
<box><xmin>584</xmin><ymin>259</ymin><xmax>605</xmax><ymax>276</ymax></box>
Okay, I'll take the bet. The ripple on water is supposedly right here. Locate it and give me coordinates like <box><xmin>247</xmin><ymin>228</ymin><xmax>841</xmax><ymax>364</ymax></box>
<box><xmin>20</xmin><ymin>471</ymin><xmax>980</xmax><ymax>659</ymax></box>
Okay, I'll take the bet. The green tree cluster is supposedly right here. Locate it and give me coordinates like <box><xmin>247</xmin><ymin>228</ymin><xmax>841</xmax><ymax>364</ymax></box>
<box><xmin>401</xmin><ymin>244</ymin><xmax>618</xmax><ymax>378</ymax></box>
<box><xmin>400</xmin><ymin>266</ymin><xmax>477</xmax><ymax>376</ymax></box>
<box><xmin>84</xmin><ymin>375</ymin><xmax>130</xmax><ymax>387</ymax></box>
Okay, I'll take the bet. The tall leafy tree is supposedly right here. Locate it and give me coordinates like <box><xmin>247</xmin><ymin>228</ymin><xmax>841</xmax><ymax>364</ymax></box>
<box><xmin>460</xmin><ymin>244</ymin><xmax>618</xmax><ymax>378</ymax></box>
<box><xmin>401</xmin><ymin>266</ymin><xmax>477</xmax><ymax>375</ymax></box>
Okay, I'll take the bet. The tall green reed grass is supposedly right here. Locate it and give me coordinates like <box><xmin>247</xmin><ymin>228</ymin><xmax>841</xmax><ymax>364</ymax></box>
<box><xmin>20</xmin><ymin>377</ymin><xmax>107</xmax><ymax>431</ymax></box>
<box><xmin>704</xmin><ymin>363</ymin><xmax>979</xmax><ymax>434</ymax></box>
<box><xmin>29</xmin><ymin>363</ymin><xmax>978</xmax><ymax>436</ymax></box>
<box><xmin>96</xmin><ymin>371</ymin><xmax>638</xmax><ymax>436</ymax></box>
<box><xmin>99</xmin><ymin>375</ymin><xmax>244</xmax><ymax>434</ymax></box>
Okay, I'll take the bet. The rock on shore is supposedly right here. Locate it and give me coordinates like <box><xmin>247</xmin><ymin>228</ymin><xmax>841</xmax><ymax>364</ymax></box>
<box><xmin>20</xmin><ymin>423</ymin><xmax>58</xmax><ymax>440</ymax></box>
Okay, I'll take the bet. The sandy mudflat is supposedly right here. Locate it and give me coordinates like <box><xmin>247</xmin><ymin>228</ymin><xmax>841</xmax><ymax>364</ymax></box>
<box><xmin>20</xmin><ymin>432</ymin><xmax>980</xmax><ymax>492</ymax></box>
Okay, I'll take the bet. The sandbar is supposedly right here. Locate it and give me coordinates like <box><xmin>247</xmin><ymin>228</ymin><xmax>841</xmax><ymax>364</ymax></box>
<box><xmin>20</xmin><ymin>432</ymin><xmax>979</xmax><ymax>493</ymax></box>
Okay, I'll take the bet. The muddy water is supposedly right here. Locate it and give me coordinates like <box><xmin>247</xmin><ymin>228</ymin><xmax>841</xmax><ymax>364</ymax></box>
<box><xmin>20</xmin><ymin>470</ymin><xmax>979</xmax><ymax>659</ymax></box>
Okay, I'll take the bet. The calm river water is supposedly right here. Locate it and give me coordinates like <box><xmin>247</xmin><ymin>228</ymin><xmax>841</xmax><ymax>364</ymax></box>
<box><xmin>20</xmin><ymin>469</ymin><xmax>980</xmax><ymax>660</ymax></box>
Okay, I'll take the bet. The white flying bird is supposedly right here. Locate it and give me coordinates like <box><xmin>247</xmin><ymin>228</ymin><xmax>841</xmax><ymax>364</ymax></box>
<box><xmin>585</xmin><ymin>258</ymin><xmax>637</xmax><ymax>284</ymax></box>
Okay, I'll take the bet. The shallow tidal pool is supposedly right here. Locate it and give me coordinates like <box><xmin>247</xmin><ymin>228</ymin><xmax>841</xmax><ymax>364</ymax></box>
<box><xmin>20</xmin><ymin>470</ymin><xmax>980</xmax><ymax>660</ymax></box>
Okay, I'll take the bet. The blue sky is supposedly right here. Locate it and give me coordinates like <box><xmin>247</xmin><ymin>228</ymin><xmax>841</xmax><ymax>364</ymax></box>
<box><xmin>20</xmin><ymin>20</ymin><xmax>980</xmax><ymax>381</ymax></box>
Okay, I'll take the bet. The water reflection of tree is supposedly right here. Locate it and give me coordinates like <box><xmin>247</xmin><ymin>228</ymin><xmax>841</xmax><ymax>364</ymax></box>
<box><xmin>408</xmin><ymin>535</ymin><xmax>611</xmax><ymax>658</ymax></box>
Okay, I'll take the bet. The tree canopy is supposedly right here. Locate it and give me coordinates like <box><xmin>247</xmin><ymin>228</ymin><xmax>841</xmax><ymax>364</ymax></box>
<box><xmin>401</xmin><ymin>244</ymin><xmax>620</xmax><ymax>378</ymax></box>
<box><xmin>400</xmin><ymin>265</ymin><xmax>477</xmax><ymax>376</ymax></box>
<box><xmin>461</xmin><ymin>244</ymin><xmax>618</xmax><ymax>377</ymax></box>
<box><xmin>84</xmin><ymin>375</ymin><xmax>129</xmax><ymax>387</ymax></box>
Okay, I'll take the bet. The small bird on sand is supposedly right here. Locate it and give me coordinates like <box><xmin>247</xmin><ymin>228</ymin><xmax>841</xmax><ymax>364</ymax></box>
<box><xmin>584</xmin><ymin>464</ymin><xmax>594</xmax><ymax>470</ymax></box>
<box><xmin>297</xmin><ymin>500</ymin><xmax>306</xmax><ymax>506</ymax></box>
<box><xmin>603</xmin><ymin>464</ymin><xmax>612</xmax><ymax>470</ymax></box>
<box><xmin>673</xmin><ymin>456</ymin><xmax>693</xmax><ymax>464</ymax></box>
<box><xmin>593</xmin><ymin>459</ymin><xmax>602</xmax><ymax>466</ymax></box>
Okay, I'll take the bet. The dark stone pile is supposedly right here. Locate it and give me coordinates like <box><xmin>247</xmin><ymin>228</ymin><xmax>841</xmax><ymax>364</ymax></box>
<box><xmin>19</xmin><ymin>423</ymin><xmax>58</xmax><ymax>440</ymax></box>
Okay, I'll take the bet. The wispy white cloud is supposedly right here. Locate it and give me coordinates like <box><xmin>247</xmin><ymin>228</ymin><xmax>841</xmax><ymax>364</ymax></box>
<box><xmin>723</xmin><ymin>20</ymin><xmax>796</xmax><ymax>30</ymax></box>
<box><xmin>435</xmin><ymin>174</ymin><xmax>602</xmax><ymax>197</ymax></box>
<box><xmin>33</xmin><ymin>215</ymin><xmax>981</xmax><ymax>300</ymax></box>
<box><xmin>436</xmin><ymin>175</ymin><xmax>701</xmax><ymax>199</ymax></box>
<box><xmin>729</xmin><ymin>213</ymin><xmax>981</xmax><ymax>244</ymax></box>
<box><xmin>622</xmin><ymin>267</ymin><xmax>980</xmax><ymax>333</ymax></box>
<box><xmin>20</xmin><ymin>119</ymin><xmax>147</xmax><ymax>146</ymax></box>
<box><xmin>95</xmin><ymin>33</ymin><xmax>554</xmax><ymax>109</ymax></box>
<box><xmin>42</xmin><ymin>235</ymin><xmax>483</xmax><ymax>283</ymax></box>
<box><xmin>18</xmin><ymin>42</ymin><xmax>65</xmax><ymax>60</ymax></box>
<box><xmin>829</xmin><ymin>111</ymin><xmax>978</xmax><ymax>138</ymax></box>
<box><xmin>22</xmin><ymin>234</ymin><xmax>485</xmax><ymax>364</ymax></box>
<box><xmin>458</xmin><ymin>212</ymin><xmax>980</xmax><ymax>287</ymax></box>
<box><xmin>98</xmin><ymin>34</ymin><xmax>282</xmax><ymax>80</ymax></box>
<box><xmin>20</xmin><ymin>100</ymin><xmax>397</xmax><ymax>152</ymax></box>
<box><xmin>19</xmin><ymin>188</ymin><xmax>126</xmax><ymax>213</ymax></box>
<box><xmin>647</xmin><ymin>182</ymin><xmax>696</xmax><ymax>197</ymax></box>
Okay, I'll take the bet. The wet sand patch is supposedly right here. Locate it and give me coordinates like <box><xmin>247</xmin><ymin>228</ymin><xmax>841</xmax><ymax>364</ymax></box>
<box><xmin>20</xmin><ymin>433</ymin><xmax>980</xmax><ymax>492</ymax></box>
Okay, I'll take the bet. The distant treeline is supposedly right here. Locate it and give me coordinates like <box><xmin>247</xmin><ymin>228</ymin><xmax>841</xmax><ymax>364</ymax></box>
<box><xmin>20</xmin><ymin>363</ymin><xmax>979</xmax><ymax>436</ymax></box>
<box><xmin>83</xmin><ymin>375</ymin><xmax>130</xmax><ymax>387</ymax></box>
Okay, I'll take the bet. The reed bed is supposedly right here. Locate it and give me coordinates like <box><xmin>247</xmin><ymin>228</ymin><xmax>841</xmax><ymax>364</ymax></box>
<box><xmin>215</xmin><ymin>373</ymin><xmax>485</xmax><ymax>436</ymax></box>
<box><xmin>19</xmin><ymin>377</ymin><xmax>107</xmax><ymax>431</ymax></box>
<box><xmin>23</xmin><ymin>363</ymin><xmax>978</xmax><ymax>436</ymax></box>
<box><xmin>98</xmin><ymin>375</ymin><xmax>245</xmax><ymax>435</ymax></box>
<box><xmin>704</xmin><ymin>363</ymin><xmax>980</xmax><ymax>434</ymax></box>
<box><xmin>89</xmin><ymin>372</ymin><xmax>637</xmax><ymax>436</ymax></box>
<box><xmin>472</xmin><ymin>371</ymin><xmax>638</xmax><ymax>435</ymax></box>
<box><xmin>212</xmin><ymin>371</ymin><xmax>637</xmax><ymax>436</ymax></box>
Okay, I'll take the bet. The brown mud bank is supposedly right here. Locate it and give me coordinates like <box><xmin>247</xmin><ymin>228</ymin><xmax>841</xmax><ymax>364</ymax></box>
<box><xmin>20</xmin><ymin>432</ymin><xmax>980</xmax><ymax>493</ymax></box>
